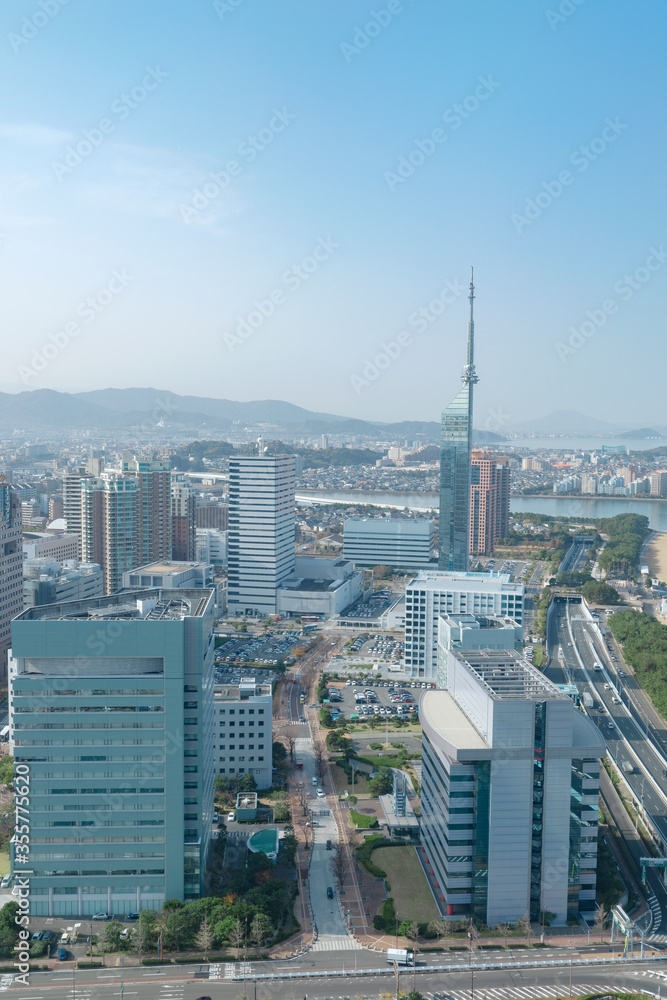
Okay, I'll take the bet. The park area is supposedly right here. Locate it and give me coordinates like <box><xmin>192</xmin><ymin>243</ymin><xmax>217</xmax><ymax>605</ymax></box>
<box><xmin>373</xmin><ymin>845</ymin><xmax>440</xmax><ymax>923</ymax></box>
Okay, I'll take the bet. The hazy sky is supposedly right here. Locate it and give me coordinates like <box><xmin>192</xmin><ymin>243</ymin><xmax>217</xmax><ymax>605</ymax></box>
<box><xmin>1</xmin><ymin>0</ymin><xmax>665</xmax><ymax>427</ymax></box>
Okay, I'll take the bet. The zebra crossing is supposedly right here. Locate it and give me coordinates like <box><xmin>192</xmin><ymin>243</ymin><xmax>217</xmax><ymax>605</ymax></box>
<box><xmin>311</xmin><ymin>934</ymin><xmax>363</xmax><ymax>951</ymax></box>
<box><xmin>431</xmin><ymin>985</ymin><xmax>611</xmax><ymax>1000</ymax></box>
<box><xmin>648</xmin><ymin>894</ymin><xmax>662</xmax><ymax>930</ymax></box>
<box><xmin>0</xmin><ymin>977</ymin><xmax>12</xmax><ymax>992</ymax></box>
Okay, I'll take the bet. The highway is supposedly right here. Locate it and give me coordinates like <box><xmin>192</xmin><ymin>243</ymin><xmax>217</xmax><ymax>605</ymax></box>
<box><xmin>546</xmin><ymin>597</ymin><xmax>667</xmax><ymax>938</ymax></box>
<box><xmin>4</xmin><ymin>957</ymin><xmax>667</xmax><ymax>1000</ymax></box>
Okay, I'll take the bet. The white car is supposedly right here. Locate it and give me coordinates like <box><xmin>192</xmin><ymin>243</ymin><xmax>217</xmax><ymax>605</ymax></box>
<box><xmin>316</xmin><ymin>788</ymin><xmax>325</xmax><ymax>797</ymax></box>
<box><xmin>1</xmin><ymin>874</ymin><xmax>10</xmax><ymax>889</ymax></box>
<box><xmin>227</xmin><ymin>811</ymin><xmax>235</xmax><ymax>822</ymax></box>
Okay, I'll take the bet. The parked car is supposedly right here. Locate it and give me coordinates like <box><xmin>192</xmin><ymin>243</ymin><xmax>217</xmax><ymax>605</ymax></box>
<box><xmin>213</xmin><ymin>812</ymin><xmax>219</xmax><ymax>823</ymax></box>
<box><xmin>0</xmin><ymin>875</ymin><xmax>10</xmax><ymax>889</ymax></box>
<box><xmin>227</xmin><ymin>811</ymin><xmax>235</xmax><ymax>822</ymax></box>
<box><xmin>326</xmin><ymin>886</ymin><xmax>334</xmax><ymax>899</ymax></box>
<box><xmin>125</xmin><ymin>913</ymin><xmax>139</xmax><ymax>921</ymax></box>
<box><xmin>31</xmin><ymin>931</ymin><xmax>43</xmax><ymax>941</ymax></box>
<box><xmin>316</xmin><ymin>788</ymin><xmax>324</xmax><ymax>797</ymax></box>
<box><xmin>326</xmin><ymin>840</ymin><xmax>332</xmax><ymax>850</ymax></box>
<box><xmin>58</xmin><ymin>948</ymin><xmax>67</xmax><ymax>961</ymax></box>
<box><xmin>92</xmin><ymin>912</ymin><xmax>111</xmax><ymax>921</ymax></box>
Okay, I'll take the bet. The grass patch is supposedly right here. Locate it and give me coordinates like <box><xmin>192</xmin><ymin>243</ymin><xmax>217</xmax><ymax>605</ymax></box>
<box><xmin>332</xmin><ymin>760</ymin><xmax>370</xmax><ymax>796</ymax></box>
<box><xmin>0</xmin><ymin>851</ymin><xmax>9</xmax><ymax>876</ymax></box>
<box><xmin>350</xmin><ymin>809</ymin><xmax>378</xmax><ymax>829</ymax></box>
<box><xmin>373</xmin><ymin>846</ymin><xmax>441</xmax><ymax>923</ymax></box>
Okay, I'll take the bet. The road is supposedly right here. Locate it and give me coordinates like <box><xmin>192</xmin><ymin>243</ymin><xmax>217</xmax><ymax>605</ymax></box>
<box><xmin>545</xmin><ymin>597</ymin><xmax>667</xmax><ymax>939</ymax></box>
<box><xmin>5</xmin><ymin>957</ymin><xmax>667</xmax><ymax>1000</ymax></box>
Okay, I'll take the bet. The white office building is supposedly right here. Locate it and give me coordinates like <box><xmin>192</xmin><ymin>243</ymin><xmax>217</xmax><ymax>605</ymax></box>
<box><xmin>404</xmin><ymin>570</ymin><xmax>524</xmax><ymax>679</ymax></box>
<box><xmin>214</xmin><ymin>678</ymin><xmax>273</xmax><ymax>787</ymax></box>
<box><xmin>227</xmin><ymin>456</ymin><xmax>296</xmax><ymax>616</ymax></box>
<box><xmin>420</xmin><ymin>650</ymin><xmax>604</xmax><ymax>926</ymax></box>
<box><xmin>195</xmin><ymin>528</ymin><xmax>227</xmax><ymax>567</ymax></box>
<box><xmin>123</xmin><ymin>560</ymin><xmax>214</xmax><ymax>590</ymax></box>
<box><xmin>277</xmin><ymin>556</ymin><xmax>363</xmax><ymax>618</ymax></box>
<box><xmin>343</xmin><ymin>517</ymin><xmax>436</xmax><ymax>569</ymax></box>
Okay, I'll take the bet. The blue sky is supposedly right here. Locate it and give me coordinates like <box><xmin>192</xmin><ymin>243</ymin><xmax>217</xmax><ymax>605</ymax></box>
<box><xmin>1</xmin><ymin>0</ymin><xmax>665</xmax><ymax>426</ymax></box>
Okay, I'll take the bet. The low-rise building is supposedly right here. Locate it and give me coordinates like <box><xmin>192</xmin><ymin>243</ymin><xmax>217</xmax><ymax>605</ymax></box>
<box><xmin>214</xmin><ymin>678</ymin><xmax>273</xmax><ymax>787</ymax></box>
<box><xmin>123</xmin><ymin>560</ymin><xmax>214</xmax><ymax>590</ymax></box>
<box><xmin>23</xmin><ymin>558</ymin><xmax>103</xmax><ymax>607</ymax></box>
<box><xmin>343</xmin><ymin>517</ymin><xmax>436</xmax><ymax>569</ymax></box>
<box><xmin>276</xmin><ymin>556</ymin><xmax>363</xmax><ymax>618</ymax></box>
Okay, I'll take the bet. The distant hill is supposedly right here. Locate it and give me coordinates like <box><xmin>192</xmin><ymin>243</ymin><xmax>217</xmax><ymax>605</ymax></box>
<box><xmin>616</xmin><ymin>427</ymin><xmax>663</xmax><ymax>440</ymax></box>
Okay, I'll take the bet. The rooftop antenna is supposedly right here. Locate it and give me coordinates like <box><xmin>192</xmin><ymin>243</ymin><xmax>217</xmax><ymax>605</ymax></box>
<box><xmin>462</xmin><ymin>266</ymin><xmax>479</xmax><ymax>386</ymax></box>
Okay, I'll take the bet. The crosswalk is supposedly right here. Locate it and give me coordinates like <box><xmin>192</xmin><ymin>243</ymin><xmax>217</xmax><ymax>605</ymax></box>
<box><xmin>648</xmin><ymin>894</ymin><xmax>662</xmax><ymax>930</ymax></box>
<box><xmin>311</xmin><ymin>934</ymin><xmax>363</xmax><ymax>951</ymax></box>
<box><xmin>431</xmin><ymin>984</ymin><xmax>611</xmax><ymax>1000</ymax></box>
<box><xmin>0</xmin><ymin>977</ymin><xmax>12</xmax><ymax>992</ymax></box>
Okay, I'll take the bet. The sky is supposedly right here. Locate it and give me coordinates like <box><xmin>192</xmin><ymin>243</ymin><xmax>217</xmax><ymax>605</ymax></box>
<box><xmin>0</xmin><ymin>0</ymin><xmax>665</xmax><ymax>428</ymax></box>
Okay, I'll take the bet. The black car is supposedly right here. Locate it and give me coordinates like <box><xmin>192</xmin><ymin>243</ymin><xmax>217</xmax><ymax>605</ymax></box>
<box><xmin>125</xmin><ymin>912</ymin><xmax>140</xmax><ymax>921</ymax></box>
<box><xmin>326</xmin><ymin>839</ymin><xmax>332</xmax><ymax>850</ymax></box>
<box><xmin>326</xmin><ymin>886</ymin><xmax>334</xmax><ymax>899</ymax></box>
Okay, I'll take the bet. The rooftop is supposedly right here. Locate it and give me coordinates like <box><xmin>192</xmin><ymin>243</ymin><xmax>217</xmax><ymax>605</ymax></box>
<box><xmin>408</xmin><ymin>570</ymin><xmax>521</xmax><ymax>592</ymax></box>
<box><xmin>453</xmin><ymin>649</ymin><xmax>566</xmax><ymax>702</ymax></box>
<box><xmin>419</xmin><ymin>689</ymin><xmax>489</xmax><ymax>755</ymax></box>
<box><xmin>16</xmin><ymin>588</ymin><xmax>214</xmax><ymax>623</ymax></box>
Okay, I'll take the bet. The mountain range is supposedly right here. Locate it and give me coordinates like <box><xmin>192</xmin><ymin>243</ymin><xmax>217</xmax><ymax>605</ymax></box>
<box><xmin>0</xmin><ymin>389</ymin><xmax>661</xmax><ymax>442</ymax></box>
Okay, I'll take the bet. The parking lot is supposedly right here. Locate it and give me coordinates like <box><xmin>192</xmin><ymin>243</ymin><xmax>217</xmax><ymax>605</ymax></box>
<box><xmin>338</xmin><ymin>590</ymin><xmax>395</xmax><ymax>623</ymax></box>
<box><xmin>325</xmin><ymin>678</ymin><xmax>432</xmax><ymax>720</ymax></box>
<box><xmin>215</xmin><ymin>629</ymin><xmax>305</xmax><ymax>668</ymax></box>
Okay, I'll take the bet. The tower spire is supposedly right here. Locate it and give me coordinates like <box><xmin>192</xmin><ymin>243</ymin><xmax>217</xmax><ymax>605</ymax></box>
<box><xmin>462</xmin><ymin>266</ymin><xmax>478</xmax><ymax>385</ymax></box>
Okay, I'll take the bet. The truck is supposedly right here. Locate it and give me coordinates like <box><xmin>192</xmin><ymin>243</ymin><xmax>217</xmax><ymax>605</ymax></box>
<box><xmin>386</xmin><ymin>948</ymin><xmax>414</xmax><ymax>966</ymax></box>
<box><xmin>621</xmin><ymin>760</ymin><xmax>634</xmax><ymax>774</ymax></box>
<box><xmin>582</xmin><ymin>691</ymin><xmax>594</xmax><ymax>709</ymax></box>
<box><xmin>296</xmin><ymin>757</ymin><xmax>303</xmax><ymax>771</ymax></box>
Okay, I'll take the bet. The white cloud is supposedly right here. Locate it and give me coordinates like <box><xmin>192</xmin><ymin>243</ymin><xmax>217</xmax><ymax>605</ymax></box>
<box><xmin>0</xmin><ymin>122</ymin><xmax>74</xmax><ymax>146</ymax></box>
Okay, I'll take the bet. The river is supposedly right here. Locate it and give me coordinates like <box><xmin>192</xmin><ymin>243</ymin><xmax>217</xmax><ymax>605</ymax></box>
<box><xmin>296</xmin><ymin>490</ymin><xmax>667</xmax><ymax>531</ymax></box>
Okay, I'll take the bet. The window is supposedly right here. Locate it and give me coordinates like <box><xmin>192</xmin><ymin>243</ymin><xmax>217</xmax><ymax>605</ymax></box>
<box><xmin>258</xmin><ymin>756</ymin><xmax>264</xmax><ymax>761</ymax></box>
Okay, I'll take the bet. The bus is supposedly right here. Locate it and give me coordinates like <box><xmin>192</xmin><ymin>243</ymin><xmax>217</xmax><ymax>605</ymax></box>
<box><xmin>0</xmin><ymin>726</ymin><xmax>9</xmax><ymax>741</ymax></box>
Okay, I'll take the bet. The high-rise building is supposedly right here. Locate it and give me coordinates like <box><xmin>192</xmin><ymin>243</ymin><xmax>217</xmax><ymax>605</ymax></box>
<box><xmin>439</xmin><ymin>272</ymin><xmax>478</xmax><ymax>572</ymax></box>
<box><xmin>0</xmin><ymin>480</ymin><xmax>23</xmax><ymax>677</ymax></box>
<box><xmin>9</xmin><ymin>586</ymin><xmax>216</xmax><ymax>916</ymax></box>
<box><xmin>171</xmin><ymin>481</ymin><xmax>196</xmax><ymax>561</ymax></box>
<box><xmin>63</xmin><ymin>469</ymin><xmax>94</xmax><ymax>555</ymax></box>
<box><xmin>650</xmin><ymin>471</ymin><xmax>667</xmax><ymax>497</ymax></box>
<box><xmin>469</xmin><ymin>451</ymin><xmax>510</xmax><ymax>556</ymax></box>
<box><xmin>420</xmin><ymin>649</ymin><xmax>604</xmax><ymax>925</ymax></box>
<box><xmin>227</xmin><ymin>455</ymin><xmax>296</xmax><ymax>615</ymax></box>
<box><xmin>403</xmin><ymin>569</ymin><xmax>524</xmax><ymax>680</ymax></box>
<box><xmin>122</xmin><ymin>458</ymin><xmax>172</xmax><ymax>564</ymax></box>
<box><xmin>80</xmin><ymin>476</ymin><xmax>140</xmax><ymax>594</ymax></box>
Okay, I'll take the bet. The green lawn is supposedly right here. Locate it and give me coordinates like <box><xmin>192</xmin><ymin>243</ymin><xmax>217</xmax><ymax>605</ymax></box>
<box><xmin>373</xmin><ymin>846</ymin><xmax>440</xmax><ymax>923</ymax></box>
<box><xmin>0</xmin><ymin>852</ymin><xmax>9</xmax><ymax>877</ymax></box>
<box><xmin>349</xmin><ymin>809</ymin><xmax>378</xmax><ymax>829</ymax></box>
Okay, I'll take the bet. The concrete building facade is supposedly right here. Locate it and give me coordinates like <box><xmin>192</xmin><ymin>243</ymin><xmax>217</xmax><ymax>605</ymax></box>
<box><xmin>23</xmin><ymin>559</ymin><xmax>103</xmax><ymax>607</ymax></box>
<box><xmin>122</xmin><ymin>458</ymin><xmax>172</xmax><ymax>565</ymax></box>
<box><xmin>403</xmin><ymin>570</ymin><xmax>524</xmax><ymax>679</ymax></box>
<box><xmin>469</xmin><ymin>451</ymin><xmax>510</xmax><ymax>556</ymax></box>
<box><xmin>214</xmin><ymin>678</ymin><xmax>273</xmax><ymax>787</ymax></box>
<box><xmin>420</xmin><ymin>651</ymin><xmax>604</xmax><ymax>926</ymax></box>
<box><xmin>171</xmin><ymin>481</ymin><xmax>196</xmax><ymax>562</ymax></box>
<box><xmin>9</xmin><ymin>587</ymin><xmax>216</xmax><ymax>917</ymax></box>
<box><xmin>227</xmin><ymin>455</ymin><xmax>296</xmax><ymax>615</ymax></box>
<box><xmin>0</xmin><ymin>482</ymin><xmax>23</xmax><ymax>676</ymax></box>
<box><xmin>343</xmin><ymin>517</ymin><xmax>436</xmax><ymax>569</ymax></box>
<box><xmin>80</xmin><ymin>476</ymin><xmax>140</xmax><ymax>595</ymax></box>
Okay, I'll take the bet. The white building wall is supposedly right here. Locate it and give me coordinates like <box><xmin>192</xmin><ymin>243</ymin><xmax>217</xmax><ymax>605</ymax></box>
<box><xmin>486</xmin><ymin>756</ymin><xmax>533</xmax><ymax>926</ymax></box>
<box><xmin>540</xmin><ymin>756</ymin><xmax>572</xmax><ymax>923</ymax></box>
